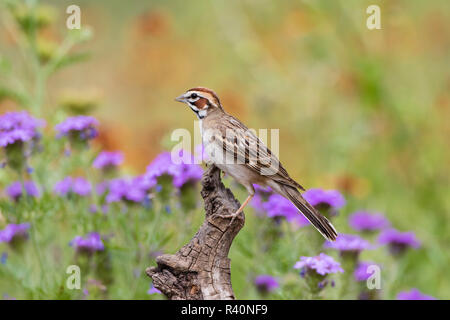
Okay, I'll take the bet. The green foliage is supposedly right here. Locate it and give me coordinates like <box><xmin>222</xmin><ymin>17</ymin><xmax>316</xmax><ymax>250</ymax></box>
<box><xmin>0</xmin><ymin>0</ymin><xmax>92</xmax><ymax>117</ymax></box>
<box><xmin>0</xmin><ymin>0</ymin><xmax>449</xmax><ymax>300</ymax></box>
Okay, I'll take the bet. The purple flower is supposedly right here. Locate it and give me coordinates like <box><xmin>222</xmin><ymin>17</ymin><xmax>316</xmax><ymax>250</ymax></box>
<box><xmin>144</xmin><ymin>151</ymin><xmax>203</xmax><ymax>189</ymax></box>
<box><xmin>72</xmin><ymin>177</ymin><xmax>92</xmax><ymax>196</ymax></box>
<box><xmin>397</xmin><ymin>289</ymin><xmax>436</xmax><ymax>300</ymax></box>
<box><xmin>0</xmin><ymin>111</ymin><xmax>45</xmax><ymax>147</ymax></box>
<box><xmin>54</xmin><ymin>177</ymin><xmax>73</xmax><ymax>195</ymax></box>
<box><xmin>96</xmin><ymin>181</ymin><xmax>109</xmax><ymax>195</ymax></box>
<box><xmin>147</xmin><ymin>285</ymin><xmax>162</xmax><ymax>295</ymax></box>
<box><xmin>303</xmin><ymin>188</ymin><xmax>346</xmax><ymax>210</ymax></box>
<box><xmin>262</xmin><ymin>194</ymin><xmax>309</xmax><ymax>227</ymax></box>
<box><xmin>70</xmin><ymin>232</ymin><xmax>104</xmax><ymax>253</ymax></box>
<box><xmin>53</xmin><ymin>177</ymin><xmax>92</xmax><ymax>196</ymax></box>
<box><xmin>354</xmin><ymin>262</ymin><xmax>379</xmax><ymax>281</ymax></box>
<box><xmin>6</xmin><ymin>181</ymin><xmax>40</xmax><ymax>201</ymax></box>
<box><xmin>93</xmin><ymin>151</ymin><xmax>124</xmax><ymax>169</ymax></box>
<box><xmin>294</xmin><ymin>253</ymin><xmax>344</xmax><ymax>276</ymax></box>
<box><xmin>104</xmin><ymin>179</ymin><xmax>127</xmax><ymax>203</ymax></box>
<box><xmin>250</xmin><ymin>185</ymin><xmax>273</xmax><ymax>213</ymax></box>
<box><xmin>325</xmin><ymin>234</ymin><xmax>373</xmax><ymax>253</ymax></box>
<box><xmin>174</xmin><ymin>165</ymin><xmax>203</xmax><ymax>188</ymax></box>
<box><xmin>0</xmin><ymin>223</ymin><xmax>30</xmax><ymax>243</ymax></box>
<box><xmin>378</xmin><ymin>229</ymin><xmax>421</xmax><ymax>255</ymax></box>
<box><xmin>145</xmin><ymin>152</ymin><xmax>172</xmax><ymax>178</ymax></box>
<box><xmin>349</xmin><ymin>211</ymin><xmax>390</xmax><ymax>232</ymax></box>
<box><xmin>254</xmin><ymin>275</ymin><xmax>279</xmax><ymax>293</ymax></box>
<box><xmin>125</xmin><ymin>176</ymin><xmax>150</xmax><ymax>202</ymax></box>
<box><xmin>0</xmin><ymin>111</ymin><xmax>45</xmax><ymax>171</ymax></box>
<box><xmin>55</xmin><ymin>116</ymin><xmax>99</xmax><ymax>141</ymax></box>
<box><xmin>105</xmin><ymin>176</ymin><xmax>152</xmax><ymax>204</ymax></box>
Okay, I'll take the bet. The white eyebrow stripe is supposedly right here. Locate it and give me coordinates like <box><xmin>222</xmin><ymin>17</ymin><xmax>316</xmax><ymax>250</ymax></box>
<box><xmin>186</xmin><ymin>91</ymin><xmax>212</xmax><ymax>102</ymax></box>
<box><xmin>185</xmin><ymin>91</ymin><xmax>202</xmax><ymax>97</ymax></box>
<box><xmin>185</xmin><ymin>90</ymin><xmax>219</xmax><ymax>109</ymax></box>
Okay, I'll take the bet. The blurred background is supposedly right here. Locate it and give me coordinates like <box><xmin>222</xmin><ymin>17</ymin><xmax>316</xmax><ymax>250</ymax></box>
<box><xmin>0</xmin><ymin>0</ymin><xmax>449</xmax><ymax>299</ymax></box>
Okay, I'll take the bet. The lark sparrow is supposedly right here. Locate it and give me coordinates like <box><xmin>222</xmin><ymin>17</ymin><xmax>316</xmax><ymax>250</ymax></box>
<box><xmin>175</xmin><ymin>87</ymin><xmax>337</xmax><ymax>241</ymax></box>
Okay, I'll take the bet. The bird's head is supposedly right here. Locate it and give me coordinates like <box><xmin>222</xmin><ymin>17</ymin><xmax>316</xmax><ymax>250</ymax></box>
<box><xmin>175</xmin><ymin>87</ymin><xmax>223</xmax><ymax>119</ymax></box>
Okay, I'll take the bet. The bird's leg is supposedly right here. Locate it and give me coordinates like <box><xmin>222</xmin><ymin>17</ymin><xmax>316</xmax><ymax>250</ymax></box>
<box><xmin>235</xmin><ymin>194</ymin><xmax>253</xmax><ymax>215</ymax></box>
<box><xmin>218</xmin><ymin>194</ymin><xmax>253</xmax><ymax>226</ymax></box>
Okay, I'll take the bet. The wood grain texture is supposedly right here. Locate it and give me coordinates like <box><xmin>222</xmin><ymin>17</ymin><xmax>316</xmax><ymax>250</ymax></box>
<box><xmin>146</xmin><ymin>165</ymin><xmax>244</xmax><ymax>300</ymax></box>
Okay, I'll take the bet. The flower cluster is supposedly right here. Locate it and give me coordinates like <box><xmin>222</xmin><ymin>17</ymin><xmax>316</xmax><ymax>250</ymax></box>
<box><xmin>354</xmin><ymin>261</ymin><xmax>379</xmax><ymax>282</ymax></box>
<box><xmin>254</xmin><ymin>275</ymin><xmax>279</xmax><ymax>294</ymax></box>
<box><xmin>250</xmin><ymin>185</ymin><xmax>273</xmax><ymax>213</ymax></box>
<box><xmin>0</xmin><ymin>111</ymin><xmax>45</xmax><ymax>147</ymax></box>
<box><xmin>0</xmin><ymin>223</ymin><xmax>30</xmax><ymax>244</ymax></box>
<box><xmin>396</xmin><ymin>288</ymin><xmax>436</xmax><ymax>300</ymax></box>
<box><xmin>293</xmin><ymin>253</ymin><xmax>343</xmax><ymax>294</ymax></box>
<box><xmin>70</xmin><ymin>232</ymin><xmax>105</xmax><ymax>253</ymax></box>
<box><xmin>103</xmin><ymin>176</ymin><xmax>153</xmax><ymax>204</ymax></box>
<box><xmin>93</xmin><ymin>151</ymin><xmax>123</xmax><ymax>170</ymax></box>
<box><xmin>349</xmin><ymin>211</ymin><xmax>390</xmax><ymax>232</ymax></box>
<box><xmin>250</xmin><ymin>187</ymin><xmax>346</xmax><ymax>230</ymax></box>
<box><xmin>54</xmin><ymin>176</ymin><xmax>92</xmax><ymax>196</ymax></box>
<box><xmin>378</xmin><ymin>229</ymin><xmax>421</xmax><ymax>255</ymax></box>
<box><xmin>294</xmin><ymin>253</ymin><xmax>344</xmax><ymax>276</ymax></box>
<box><xmin>6</xmin><ymin>181</ymin><xmax>40</xmax><ymax>201</ymax></box>
<box><xmin>262</xmin><ymin>194</ymin><xmax>309</xmax><ymax>226</ymax></box>
<box><xmin>303</xmin><ymin>188</ymin><xmax>346</xmax><ymax>210</ymax></box>
<box><xmin>55</xmin><ymin>115</ymin><xmax>99</xmax><ymax>145</ymax></box>
<box><xmin>353</xmin><ymin>261</ymin><xmax>382</xmax><ymax>300</ymax></box>
<box><xmin>325</xmin><ymin>234</ymin><xmax>373</xmax><ymax>257</ymax></box>
<box><xmin>0</xmin><ymin>111</ymin><xmax>45</xmax><ymax>171</ymax></box>
<box><xmin>144</xmin><ymin>151</ymin><xmax>203</xmax><ymax>188</ymax></box>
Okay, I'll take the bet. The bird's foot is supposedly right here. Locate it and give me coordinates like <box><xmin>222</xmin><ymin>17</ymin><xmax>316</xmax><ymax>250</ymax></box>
<box><xmin>229</xmin><ymin>209</ymin><xmax>243</xmax><ymax>226</ymax></box>
<box><xmin>217</xmin><ymin>210</ymin><xmax>244</xmax><ymax>227</ymax></box>
<box><xmin>216</xmin><ymin>194</ymin><xmax>252</xmax><ymax>227</ymax></box>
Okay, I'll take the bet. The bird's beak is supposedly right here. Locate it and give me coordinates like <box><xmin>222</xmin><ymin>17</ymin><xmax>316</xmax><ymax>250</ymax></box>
<box><xmin>175</xmin><ymin>94</ymin><xmax>186</xmax><ymax>103</ymax></box>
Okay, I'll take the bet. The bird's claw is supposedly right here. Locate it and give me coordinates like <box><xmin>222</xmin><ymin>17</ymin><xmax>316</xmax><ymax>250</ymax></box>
<box><xmin>217</xmin><ymin>210</ymin><xmax>243</xmax><ymax>227</ymax></box>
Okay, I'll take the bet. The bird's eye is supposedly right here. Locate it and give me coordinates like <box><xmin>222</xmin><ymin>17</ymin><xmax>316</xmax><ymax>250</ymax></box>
<box><xmin>190</xmin><ymin>93</ymin><xmax>198</xmax><ymax>99</ymax></box>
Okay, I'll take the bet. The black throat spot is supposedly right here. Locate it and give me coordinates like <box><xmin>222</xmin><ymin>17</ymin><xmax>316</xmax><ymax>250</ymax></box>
<box><xmin>188</xmin><ymin>103</ymin><xmax>206</xmax><ymax>119</ymax></box>
<box><xmin>197</xmin><ymin>111</ymin><xmax>205</xmax><ymax>120</ymax></box>
<box><xmin>189</xmin><ymin>107</ymin><xmax>203</xmax><ymax>119</ymax></box>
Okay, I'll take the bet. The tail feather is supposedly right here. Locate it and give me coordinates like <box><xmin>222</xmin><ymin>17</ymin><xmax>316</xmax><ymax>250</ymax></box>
<box><xmin>281</xmin><ymin>185</ymin><xmax>338</xmax><ymax>241</ymax></box>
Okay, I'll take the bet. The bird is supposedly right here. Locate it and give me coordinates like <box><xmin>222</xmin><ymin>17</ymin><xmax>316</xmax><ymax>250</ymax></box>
<box><xmin>175</xmin><ymin>87</ymin><xmax>337</xmax><ymax>241</ymax></box>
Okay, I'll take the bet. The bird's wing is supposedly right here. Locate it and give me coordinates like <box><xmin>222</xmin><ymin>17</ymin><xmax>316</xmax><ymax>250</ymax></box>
<box><xmin>210</xmin><ymin>115</ymin><xmax>305</xmax><ymax>191</ymax></box>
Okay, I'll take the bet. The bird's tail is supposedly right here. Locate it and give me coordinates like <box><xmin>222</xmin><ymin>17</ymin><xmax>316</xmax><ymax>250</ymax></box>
<box><xmin>281</xmin><ymin>185</ymin><xmax>338</xmax><ymax>241</ymax></box>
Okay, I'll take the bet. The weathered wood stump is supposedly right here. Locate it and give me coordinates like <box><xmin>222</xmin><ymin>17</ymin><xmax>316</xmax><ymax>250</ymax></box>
<box><xmin>146</xmin><ymin>165</ymin><xmax>245</xmax><ymax>300</ymax></box>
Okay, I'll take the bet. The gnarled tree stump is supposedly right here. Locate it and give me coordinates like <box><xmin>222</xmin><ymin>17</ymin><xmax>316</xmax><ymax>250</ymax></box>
<box><xmin>146</xmin><ymin>165</ymin><xmax>245</xmax><ymax>300</ymax></box>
